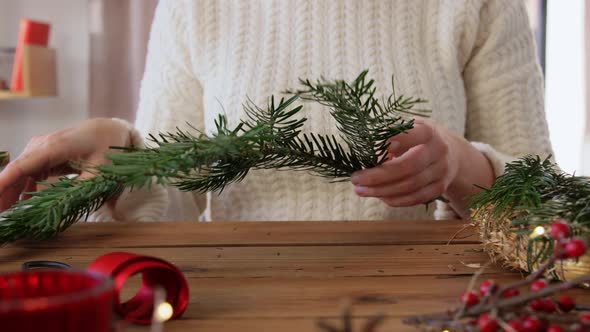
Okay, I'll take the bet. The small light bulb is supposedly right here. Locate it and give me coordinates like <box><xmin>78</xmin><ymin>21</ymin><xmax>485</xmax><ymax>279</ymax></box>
<box><xmin>532</xmin><ymin>226</ymin><xmax>545</xmax><ymax>237</ymax></box>
<box><xmin>442</xmin><ymin>330</ymin><xmax>450</xmax><ymax>332</ymax></box>
<box><xmin>155</xmin><ymin>302</ymin><xmax>174</xmax><ymax>322</ymax></box>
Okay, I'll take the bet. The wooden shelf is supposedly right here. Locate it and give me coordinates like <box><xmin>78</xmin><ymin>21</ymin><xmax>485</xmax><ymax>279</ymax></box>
<box><xmin>0</xmin><ymin>90</ymin><xmax>27</xmax><ymax>100</ymax></box>
<box><xmin>0</xmin><ymin>45</ymin><xmax>57</xmax><ymax>100</ymax></box>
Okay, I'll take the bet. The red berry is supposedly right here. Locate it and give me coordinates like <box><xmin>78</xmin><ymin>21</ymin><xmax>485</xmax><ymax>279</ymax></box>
<box><xmin>505</xmin><ymin>320</ymin><xmax>524</xmax><ymax>332</ymax></box>
<box><xmin>460</xmin><ymin>291</ymin><xmax>479</xmax><ymax>306</ymax></box>
<box><xmin>566</xmin><ymin>239</ymin><xmax>588</xmax><ymax>258</ymax></box>
<box><xmin>502</xmin><ymin>288</ymin><xmax>520</xmax><ymax>298</ymax></box>
<box><xmin>522</xmin><ymin>316</ymin><xmax>543</xmax><ymax>332</ymax></box>
<box><xmin>557</xmin><ymin>295</ymin><xmax>575</xmax><ymax>312</ymax></box>
<box><xmin>546</xmin><ymin>325</ymin><xmax>564</xmax><ymax>332</ymax></box>
<box><xmin>542</xmin><ymin>299</ymin><xmax>556</xmax><ymax>313</ymax></box>
<box><xmin>480</xmin><ymin>279</ymin><xmax>497</xmax><ymax>296</ymax></box>
<box><xmin>554</xmin><ymin>241</ymin><xmax>570</xmax><ymax>259</ymax></box>
<box><xmin>478</xmin><ymin>313</ymin><xmax>499</xmax><ymax>332</ymax></box>
<box><xmin>529</xmin><ymin>299</ymin><xmax>545</xmax><ymax>312</ymax></box>
<box><xmin>580</xmin><ymin>313</ymin><xmax>590</xmax><ymax>326</ymax></box>
<box><xmin>550</xmin><ymin>220</ymin><xmax>571</xmax><ymax>239</ymax></box>
<box><xmin>530</xmin><ymin>279</ymin><xmax>547</xmax><ymax>291</ymax></box>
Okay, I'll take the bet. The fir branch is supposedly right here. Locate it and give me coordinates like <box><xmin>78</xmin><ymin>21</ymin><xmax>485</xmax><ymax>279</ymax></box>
<box><xmin>100</xmin><ymin>114</ymin><xmax>270</xmax><ymax>193</ymax></box>
<box><xmin>242</xmin><ymin>95</ymin><xmax>361</xmax><ymax>178</ymax></box>
<box><xmin>0</xmin><ymin>70</ymin><xmax>430</xmax><ymax>244</ymax></box>
<box><xmin>289</xmin><ymin>70</ymin><xmax>428</xmax><ymax>168</ymax></box>
<box><xmin>0</xmin><ymin>176</ymin><xmax>123</xmax><ymax>243</ymax></box>
<box><xmin>470</xmin><ymin>155</ymin><xmax>554</xmax><ymax>217</ymax></box>
<box><xmin>0</xmin><ymin>116</ymin><xmax>271</xmax><ymax>244</ymax></box>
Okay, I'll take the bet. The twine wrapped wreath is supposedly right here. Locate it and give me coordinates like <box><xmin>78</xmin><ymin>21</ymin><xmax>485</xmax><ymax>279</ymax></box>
<box><xmin>470</xmin><ymin>156</ymin><xmax>590</xmax><ymax>281</ymax></box>
<box><xmin>471</xmin><ymin>206</ymin><xmax>590</xmax><ymax>281</ymax></box>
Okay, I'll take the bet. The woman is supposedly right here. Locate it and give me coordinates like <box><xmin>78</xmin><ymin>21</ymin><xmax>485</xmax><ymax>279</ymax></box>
<box><xmin>0</xmin><ymin>0</ymin><xmax>552</xmax><ymax>222</ymax></box>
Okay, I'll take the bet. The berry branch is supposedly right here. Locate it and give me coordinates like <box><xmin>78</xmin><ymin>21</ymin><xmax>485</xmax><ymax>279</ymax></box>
<box><xmin>403</xmin><ymin>221</ymin><xmax>590</xmax><ymax>332</ymax></box>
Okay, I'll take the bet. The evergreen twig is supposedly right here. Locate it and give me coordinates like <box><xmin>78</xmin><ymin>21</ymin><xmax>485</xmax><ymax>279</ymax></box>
<box><xmin>470</xmin><ymin>155</ymin><xmax>590</xmax><ymax>271</ymax></box>
<box><xmin>0</xmin><ymin>70</ymin><xmax>429</xmax><ymax>244</ymax></box>
<box><xmin>0</xmin><ymin>176</ymin><xmax>123</xmax><ymax>243</ymax></box>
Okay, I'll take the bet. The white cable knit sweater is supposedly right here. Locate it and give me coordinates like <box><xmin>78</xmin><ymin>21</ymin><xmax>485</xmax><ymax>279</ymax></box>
<box><xmin>92</xmin><ymin>0</ymin><xmax>553</xmax><ymax>222</ymax></box>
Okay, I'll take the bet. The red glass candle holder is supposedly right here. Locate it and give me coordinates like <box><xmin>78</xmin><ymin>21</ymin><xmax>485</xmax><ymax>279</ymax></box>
<box><xmin>0</xmin><ymin>269</ymin><xmax>115</xmax><ymax>332</ymax></box>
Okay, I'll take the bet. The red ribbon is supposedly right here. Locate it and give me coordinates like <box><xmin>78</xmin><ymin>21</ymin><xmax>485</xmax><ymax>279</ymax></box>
<box><xmin>87</xmin><ymin>252</ymin><xmax>189</xmax><ymax>325</ymax></box>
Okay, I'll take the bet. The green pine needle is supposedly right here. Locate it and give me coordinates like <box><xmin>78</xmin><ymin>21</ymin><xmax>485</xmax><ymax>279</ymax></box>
<box><xmin>0</xmin><ymin>176</ymin><xmax>123</xmax><ymax>244</ymax></box>
<box><xmin>290</xmin><ymin>70</ymin><xmax>429</xmax><ymax>167</ymax></box>
<box><xmin>470</xmin><ymin>155</ymin><xmax>590</xmax><ymax>271</ymax></box>
<box><xmin>470</xmin><ymin>155</ymin><xmax>557</xmax><ymax>220</ymax></box>
<box><xmin>0</xmin><ymin>70</ymin><xmax>429</xmax><ymax>244</ymax></box>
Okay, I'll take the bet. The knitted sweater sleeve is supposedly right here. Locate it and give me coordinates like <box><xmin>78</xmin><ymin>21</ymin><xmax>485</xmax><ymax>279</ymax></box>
<box><xmin>89</xmin><ymin>0</ymin><xmax>206</xmax><ymax>222</ymax></box>
<box><xmin>434</xmin><ymin>0</ymin><xmax>553</xmax><ymax>219</ymax></box>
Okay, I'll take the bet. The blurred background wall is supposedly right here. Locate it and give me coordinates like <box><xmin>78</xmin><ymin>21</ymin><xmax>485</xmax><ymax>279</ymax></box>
<box><xmin>0</xmin><ymin>0</ymin><xmax>89</xmax><ymax>160</ymax></box>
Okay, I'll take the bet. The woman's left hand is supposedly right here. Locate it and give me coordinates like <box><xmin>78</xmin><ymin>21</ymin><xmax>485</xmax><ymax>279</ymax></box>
<box><xmin>351</xmin><ymin>118</ymin><xmax>460</xmax><ymax>207</ymax></box>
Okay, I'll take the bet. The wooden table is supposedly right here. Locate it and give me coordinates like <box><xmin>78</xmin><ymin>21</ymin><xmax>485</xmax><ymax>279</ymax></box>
<box><xmin>0</xmin><ymin>220</ymin><xmax>586</xmax><ymax>331</ymax></box>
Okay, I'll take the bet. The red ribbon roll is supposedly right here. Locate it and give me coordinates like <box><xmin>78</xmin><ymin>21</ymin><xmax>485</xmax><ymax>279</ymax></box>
<box><xmin>87</xmin><ymin>252</ymin><xmax>189</xmax><ymax>325</ymax></box>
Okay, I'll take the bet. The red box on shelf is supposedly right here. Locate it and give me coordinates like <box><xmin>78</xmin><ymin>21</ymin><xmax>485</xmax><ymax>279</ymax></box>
<box><xmin>10</xmin><ymin>19</ymin><xmax>50</xmax><ymax>92</ymax></box>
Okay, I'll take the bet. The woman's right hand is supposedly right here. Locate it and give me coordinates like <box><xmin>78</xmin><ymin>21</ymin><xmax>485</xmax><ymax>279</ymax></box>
<box><xmin>0</xmin><ymin>118</ymin><xmax>132</xmax><ymax>211</ymax></box>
